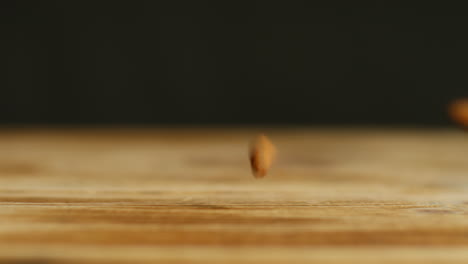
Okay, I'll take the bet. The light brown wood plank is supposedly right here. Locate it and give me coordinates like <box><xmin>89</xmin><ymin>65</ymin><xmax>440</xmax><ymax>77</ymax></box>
<box><xmin>1</xmin><ymin>128</ymin><xmax>468</xmax><ymax>263</ymax></box>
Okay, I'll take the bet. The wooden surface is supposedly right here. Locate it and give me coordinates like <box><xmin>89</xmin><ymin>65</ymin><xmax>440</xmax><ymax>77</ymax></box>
<box><xmin>1</xmin><ymin>128</ymin><xmax>468</xmax><ymax>263</ymax></box>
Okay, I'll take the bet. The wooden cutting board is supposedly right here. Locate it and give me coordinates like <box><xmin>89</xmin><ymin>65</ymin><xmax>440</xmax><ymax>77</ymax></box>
<box><xmin>1</xmin><ymin>128</ymin><xmax>468</xmax><ymax>263</ymax></box>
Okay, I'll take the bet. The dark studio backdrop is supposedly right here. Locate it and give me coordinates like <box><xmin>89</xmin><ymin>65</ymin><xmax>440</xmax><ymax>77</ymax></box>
<box><xmin>1</xmin><ymin>1</ymin><xmax>467</xmax><ymax>126</ymax></box>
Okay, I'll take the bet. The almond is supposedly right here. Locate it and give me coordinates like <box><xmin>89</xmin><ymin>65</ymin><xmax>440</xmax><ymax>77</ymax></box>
<box><xmin>249</xmin><ymin>134</ymin><xmax>276</xmax><ymax>178</ymax></box>
<box><xmin>449</xmin><ymin>98</ymin><xmax>468</xmax><ymax>127</ymax></box>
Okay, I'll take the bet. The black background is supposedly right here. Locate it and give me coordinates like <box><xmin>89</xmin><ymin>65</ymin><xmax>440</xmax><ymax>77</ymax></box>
<box><xmin>1</xmin><ymin>1</ymin><xmax>467</xmax><ymax>126</ymax></box>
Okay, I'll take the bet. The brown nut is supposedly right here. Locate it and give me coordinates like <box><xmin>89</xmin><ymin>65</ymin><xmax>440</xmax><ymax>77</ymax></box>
<box><xmin>249</xmin><ymin>134</ymin><xmax>276</xmax><ymax>178</ymax></box>
<box><xmin>449</xmin><ymin>98</ymin><xmax>468</xmax><ymax>127</ymax></box>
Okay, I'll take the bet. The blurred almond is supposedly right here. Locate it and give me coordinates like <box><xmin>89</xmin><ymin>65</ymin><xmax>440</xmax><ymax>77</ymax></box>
<box><xmin>249</xmin><ymin>134</ymin><xmax>276</xmax><ymax>178</ymax></box>
<box><xmin>449</xmin><ymin>98</ymin><xmax>468</xmax><ymax>127</ymax></box>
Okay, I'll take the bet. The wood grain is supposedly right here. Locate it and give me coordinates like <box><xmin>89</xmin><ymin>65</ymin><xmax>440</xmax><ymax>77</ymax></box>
<box><xmin>1</xmin><ymin>127</ymin><xmax>468</xmax><ymax>263</ymax></box>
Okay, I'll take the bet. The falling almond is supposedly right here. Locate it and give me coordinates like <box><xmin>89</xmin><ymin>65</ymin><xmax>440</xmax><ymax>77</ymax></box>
<box><xmin>249</xmin><ymin>134</ymin><xmax>276</xmax><ymax>178</ymax></box>
<box><xmin>449</xmin><ymin>98</ymin><xmax>468</xmax><ymax>127</ymax></box>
